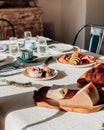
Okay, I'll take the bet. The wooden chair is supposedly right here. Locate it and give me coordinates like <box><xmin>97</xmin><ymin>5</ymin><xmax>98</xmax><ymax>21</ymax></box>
<box><xmin>72</xmin><ymin>24</ymin><xmax>104</xmax><ymax>53</ymax></box>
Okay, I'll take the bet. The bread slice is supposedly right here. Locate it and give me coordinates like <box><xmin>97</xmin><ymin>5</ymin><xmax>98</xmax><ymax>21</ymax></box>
<box><xmin>46</xmin><ymin>85</ymin><xmax>68</xmax><ymax>100</ymax></box>
<box><xmin>59</xmin><ymin>82</ymin><xmax>99</xmax><ymax>107</ymax></box>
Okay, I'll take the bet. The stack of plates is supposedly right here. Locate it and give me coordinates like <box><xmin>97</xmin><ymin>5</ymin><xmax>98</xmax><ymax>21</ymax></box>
<box><xmin>0</xmin><ymin>54</ymin><xmax>7</xmax><ymax>62</ymax></box>
<box><xmin>0</xmin><ymin>54</ymin><xmax>16</xmax><ymax>67</ymax></box>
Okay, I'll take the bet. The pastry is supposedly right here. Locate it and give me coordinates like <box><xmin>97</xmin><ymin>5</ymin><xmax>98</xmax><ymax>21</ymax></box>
<box><xmin>77</xmin><ymin>63</ymin><xmax>104</xmax><ymax>88</ymax></box>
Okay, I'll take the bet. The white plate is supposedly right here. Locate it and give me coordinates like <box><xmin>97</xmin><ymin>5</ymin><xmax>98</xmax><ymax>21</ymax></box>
<box><xmin>48</xmin><ymin>43</ymin><xmax>73</xmax><ymax>52</ymax></box>
<box><xmin>56</xmin><ymin>57</ymin><xmax>96</xmax><ymax>68</ymax></box>
<box><xmin>68</xmin><ymin>62</ymin><xmax>96</xmax><ymax>68</ymax></box>
<box><xmin>0</xmin><ymin>54</ymin><xmax>7</xmax><ymax>61</ymax></box>
<box><xmin>0</xmin><ymin>54</ymin><xmax>17</xmax><ymax>66</ymax></box>
<box><xmin>0</xmin><ymin>45</ymin><xmax>7</xmax><ymax>52</ymax></box>
<box><xmin>38</xmin><ymin>36</ymin><xmax>52</xmax><ymax>41</ymax></box>
<box><xmin>23</xmin><ymin>69</ymin><xmax>58</xmax><ymax>81</ymax></box>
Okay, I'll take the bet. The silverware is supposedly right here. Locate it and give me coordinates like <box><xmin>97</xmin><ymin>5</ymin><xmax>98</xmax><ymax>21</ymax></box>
<box><xmin>42</xmin><ymin>56</ymin><xmax>54</xmax><ymax>66</ymax></box>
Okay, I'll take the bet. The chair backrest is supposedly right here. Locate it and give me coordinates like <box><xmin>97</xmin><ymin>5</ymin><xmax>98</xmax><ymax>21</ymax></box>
<box><xmin>72</xmin><ymin>24</ymin><xmax>104</xmax><ymax>53</ymax></box>
<box><xmin>0</xmin><ymin>18</ymin><xmax>16</xmax><ymax>40</ymax></box>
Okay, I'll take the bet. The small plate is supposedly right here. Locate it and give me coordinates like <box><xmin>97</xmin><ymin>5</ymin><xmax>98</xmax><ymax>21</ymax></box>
<box><xmin>0</xmin><ymin>54</ymin><xmax>7</xmax><ymax>62</ymax></box>
<box><xmin>0</xmin><ymin>45</ymin><xmax>7</xmax><ymax>52</ymax></box>
<box><xmin>18</xmin><ymin>56</ymin><xmax>38</xmax><ymax>63</ymax></box>
<box><xmin>23</xmin><ymin>68</ymin><xmax>58</xmax><ymax>80</ymax></box>
<box><xmin>48</xmin><ymin>43</ymin><xmax>73</xmax><ymax>52</ymax></box>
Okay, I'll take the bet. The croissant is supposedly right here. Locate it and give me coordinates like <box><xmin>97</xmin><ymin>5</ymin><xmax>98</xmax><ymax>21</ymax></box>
<box><xmin>77</xmin><ymin>63</ymin><xmax>104</xmax><ymax>88</ymax></box>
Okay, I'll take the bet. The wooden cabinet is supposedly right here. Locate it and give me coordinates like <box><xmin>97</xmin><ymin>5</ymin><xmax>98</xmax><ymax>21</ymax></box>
<box><xmin>0</xmin><ymin>7</ymin><xmax>43</xmax><ymax>40</ymax></box>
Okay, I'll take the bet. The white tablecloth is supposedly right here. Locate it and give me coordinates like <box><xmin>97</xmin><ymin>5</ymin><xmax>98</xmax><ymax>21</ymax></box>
<box><xmin>0</xmin><ymin>44</ymin><xmax>104</xmax><ymax>130</ymax></box>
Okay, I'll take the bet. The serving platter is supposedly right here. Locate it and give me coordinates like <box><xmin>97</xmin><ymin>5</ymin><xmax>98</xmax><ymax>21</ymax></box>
<box><xmin>34</xmin><ymin>86</ymin><xmax>104</xmax><ymax>113</ymax></box>
<box><xmin>57</xmin><ymin>57</ymin><xmax>96</xmax><ymax>68</ymax></box>
<box><xmin>56</xmin><ymin>50</ymin><xmax>96</xmax><ymax>68</ymax></box>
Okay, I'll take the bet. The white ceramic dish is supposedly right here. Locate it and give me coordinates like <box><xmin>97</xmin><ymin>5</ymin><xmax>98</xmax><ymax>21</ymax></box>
<box><xmin>0</xmin><ymin>54</ymin><xmax>7</xmax><ymax>61</ymax></box>
<box><xmin>56</xmin><ymin>56</ymin><xmax>96</xmax><ymax>68</ymax></box>
<box><xmin>23</xmin><ymin>69</ymin><xmax>58</xmax><ymax>80</ymax></box>
<box><xmin>0</xmin><ymin>44</ymin><xmax>7</xmax><ymax>52</ymax></box>
<box><xmin>0</xmin><ymin>54</ymin><xmax>17</xmax><ymax>66</ymax></box>
<box><xmin>48</xmin><ymin>43</ymin><xmax>73</xmax><ymax>53</ymax></box>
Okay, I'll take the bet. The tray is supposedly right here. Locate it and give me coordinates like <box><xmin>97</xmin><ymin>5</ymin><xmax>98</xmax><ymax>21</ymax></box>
<box><xmin>33</xmin><ymin>86</ymin><xmax>104</xmax><ymax>113</ymax></box>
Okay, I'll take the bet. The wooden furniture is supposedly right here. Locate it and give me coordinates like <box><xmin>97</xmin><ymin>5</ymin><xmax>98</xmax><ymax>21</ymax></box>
<box><xmin>0</xmin><ymin>7</ymin><xmax>43</xmax><ymax>40</ymax></box>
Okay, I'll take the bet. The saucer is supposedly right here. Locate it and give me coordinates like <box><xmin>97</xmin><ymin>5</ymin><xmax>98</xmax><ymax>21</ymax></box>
<box><xmin>17</xmin><ymin>56</ymin><xmax>38</xmax><ymax>63</ymax></box>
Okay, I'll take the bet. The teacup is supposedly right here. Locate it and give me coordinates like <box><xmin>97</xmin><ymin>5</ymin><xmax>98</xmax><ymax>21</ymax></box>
<box><xmin>21</xmin><ymin>49</ymin><xmax>33</xmax><ymax>61</ymax></box>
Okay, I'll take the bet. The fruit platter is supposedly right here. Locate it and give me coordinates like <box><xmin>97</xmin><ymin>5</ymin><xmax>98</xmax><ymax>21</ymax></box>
<box><xmin>23</xmin><ymin>66</ymin><xmax>58</xmax><ymax>80</ymax></box>
<box><xmin>57</xmin><ymin>50</ymin><xmax>96</xmax><ymax>67</ymax></box>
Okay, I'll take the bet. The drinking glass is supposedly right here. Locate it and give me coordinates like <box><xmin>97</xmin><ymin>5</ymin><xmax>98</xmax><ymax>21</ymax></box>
<box><xmin>24</xmin><ymin>31</ymin><xmax>32</xmax><ymax>38</ymax></box>
<box><xmin>24</xmin><ymin>31</ymin><xmax>36</xmax><ymax>50</ymax></box>
<box><xmin>37</xmin><ymin>37</ymin><xmax>48</xmax><ymax>56</ymax></box>
<box><xmin>9</xmin><ymin>37</ymin><xmax>19</xmax><ymax>56</ymax></box>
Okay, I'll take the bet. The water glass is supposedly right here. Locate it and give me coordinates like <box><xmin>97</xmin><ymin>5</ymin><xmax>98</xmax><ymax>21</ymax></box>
<box><xmin>37</xmin><ymin>37</ymin><xmax>48</xmax><ymax>56</ymax></box>
<box><xmin>24</xmin><ymin>31</ymin><xmax>36</xmax><ymax>50</ymax></box>
<box><xmin>24</xmin><ymin>31</ymin><xmax>32</xmax><ymax>38</ymax></box>
<box><xmin>24</xmin><ymin>37</ymin><xmax>36</xmax><ymax>50</ymax></box>
<box><xmin>9</xmin><ymin>37</ymin><xmax>19</xmax><ymax>56</ymax></box>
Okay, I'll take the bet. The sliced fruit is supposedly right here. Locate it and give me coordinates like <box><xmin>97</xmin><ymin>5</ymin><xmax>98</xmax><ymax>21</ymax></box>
<box><xmin>69</xmin><ymin>56</ymin><xmax>82</xmax><ymax>65</ymax></box>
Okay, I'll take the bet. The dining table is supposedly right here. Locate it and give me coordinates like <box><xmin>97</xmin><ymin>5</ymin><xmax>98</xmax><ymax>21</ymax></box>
<box><xmin>0</xmin><ymin>38</ymin><xmax>104</xmax><ymax>130</ymax></box>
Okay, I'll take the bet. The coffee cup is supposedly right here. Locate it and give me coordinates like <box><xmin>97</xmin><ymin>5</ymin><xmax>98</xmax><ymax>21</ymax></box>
<box><xmin>21</xmin><ymin>49</ymin><xmax>33</xmax><ymax>61</ymax></box>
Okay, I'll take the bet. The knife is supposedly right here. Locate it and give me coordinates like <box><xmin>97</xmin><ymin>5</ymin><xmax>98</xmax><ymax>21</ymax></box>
<box><xmin>42</xmin><ymin>56</ymin><xmax>54</xmax><ymax>66</ymax></box>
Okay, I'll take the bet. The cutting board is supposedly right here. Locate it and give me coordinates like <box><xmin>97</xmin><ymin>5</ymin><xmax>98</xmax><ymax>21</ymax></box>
<box><xmin>33</xmin><ymin>86</ymin><xmax>104</xmax><ymax>113</ymax></box>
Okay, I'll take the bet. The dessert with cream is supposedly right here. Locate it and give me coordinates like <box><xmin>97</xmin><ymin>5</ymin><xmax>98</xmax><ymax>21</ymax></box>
<box><xmin>26</xmin><ymin>66</ymin><xmax>55</xmax><ymax>78</ymax></box>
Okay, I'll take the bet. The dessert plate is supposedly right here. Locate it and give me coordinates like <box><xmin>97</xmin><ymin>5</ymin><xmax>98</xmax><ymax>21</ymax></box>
<box><xmin>23</xmin><ymin>68</ymin><xmax>58</xmax><ymax>80</ymax></box>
